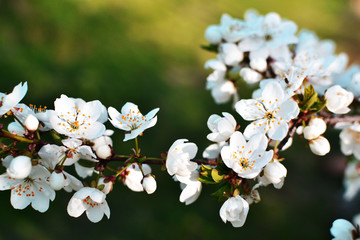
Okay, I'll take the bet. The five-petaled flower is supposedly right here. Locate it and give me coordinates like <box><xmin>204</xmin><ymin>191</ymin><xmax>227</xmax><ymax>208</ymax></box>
<box><xmin>108</xmin><ymin>102</ymin><xmax>159</xmax><ymax>141</ymax></box>
<box><xmin>235</xmin><ymin>81</ymin><xmax>299</xmax><ymax>140</ymax></box>
<box><xmin>67</xmin><ymin>187</ymin><xmax>110</xmax><ymax>223</ymax></box>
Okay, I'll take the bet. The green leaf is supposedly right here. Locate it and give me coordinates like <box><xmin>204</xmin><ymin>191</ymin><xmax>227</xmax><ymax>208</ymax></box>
<box><xmin>308</xmin><ymin>99</ymin><xmax>327</xmax><ymax>113</ymax></box>
<box><xmin>201</xmin><ymin>44</ymin><xmax>218</xmax><ymax>53</ymax></box>
<box><xmin>211</xmin><ymin>169</ymin><xmax>224</xmax><ymax>183</ymax></box>
<box><xmin>198</xmin><ymin>175</ymin><xmax>216</xmax><ymax>184</ymax></box>
<box><xmin>211</xmin><ymin>184</ymin><xmax>230</xmax><ymax>201</ymax></box>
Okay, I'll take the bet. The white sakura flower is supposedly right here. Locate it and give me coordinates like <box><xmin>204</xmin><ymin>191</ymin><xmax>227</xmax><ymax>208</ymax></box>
<box><xmin>238</xmin><ymin>12</ymin><xmax>297</xmax><ymax>62</ymax></box>
<box><xmin>303</xmin><ymin>117</ymin><xmax>327</xmax><ymax>140</ymax></box>
<box><xmin>176</xmin><ymin>170</ymin><xmax>202</xmax><ymax>205</ymax></box>
<box><xmin>6</xmin><ymin>155</ymin><xmax>32</xmax><ymax>179</ymax></box>
<box><xmin>218</xmin><ymin>43</ymin><xmax>243</xmax><ymax>66</ymax></box>
<box><xmin>330</xmin><ymin>219</ymin><xmax>359</xmax><ymax>240</ymax></box>
<box><xmin>49</xmin><ymin>95</ymin><xmax>106</xmax><ymax>139</ymax></box>
<box><xmin>123</xmin><ymin>163</ymin><xmax>151</xmax><ymax>192</ymax></box>
<box><xmin>208</xmin><ymin>80</ymin><xmax>237</xmax><ymax>104</ymax></box>
<box><xmin>202</xmin><ymin>142</ymin><xmax>227</xmax><ymax>159</ymax></box>
<box><xmin>0</xmin><ymin>82</ymin><xmax>28</xmax><ymax>116</ymax></box>
<box><xmin>12</xmin><ymin>103</ymin><xmax>51</xmax><ymax>132</ymax></box>
<box><xmin>142</xmin><ymin>175</ymin><xmax>157</xmax><ymax>194</ymax></box>
<box><xmin>218</xmin><ymin>13</ymin><xmax>247</xmax><ymax>43</ymax></box>
<box><xmin>340</xmin><ymin>123</ymin><xmax>360</xmax><ymax>160</ymax></box>
<box><xmin>249</xmin><ymin>58</ymin><xmax>267</xmax><ymax>72</ymax></box>
<box><xmin>8</xmin><ymin>120</ymin><xmax>26</xmax><ymax>136</ymax></box>
<box><xmin>108</xmin><ymin>102</ymin><xmax>159</xmax><ymax>141</ymax></box>
<box><xmin>67</xmin><ymin>187</ymin><xmax>110</xmax><ymax>223</ymax></box>
<box><xmin>204</xmin><ymin>25</ymin><xmax>222</xmax><ymax>44</ymax></box>
<box><xmin>92</xmin><ymin>129</ymin><xmax>113</xmax><ymax>152</ymax></box>
<box><xmin>235</xmin><ymin>81</ymin><xmax>299</xmax><ymax>140</ymax></box>
<box><xmin>343</xmin><ymin>162</ymin><xmax>360</xmax><ymax>201</ymax></box>
<box><xmin>309</xmin><ymin>136</ymin><xmax>330</xmax><ymax>156</ymax></box>
<box><xmin>49</xmin><ymin>171</ymin><xmax>66</xmax><ymax>191</ymax></box>
<box><xmin>325</xmin><ymin>85</ymin><xmax>354</xmax><ymax>114</ymax></box>
<box><xmin>0</xmin><ymin>165</ymin><xmax>55</xmax><ymax>212</ymax></box>
<box><xmin>207</xmin><ymin>112</ymin><xmax>237</xmax><ymax>142</ymax></box>
<box><xmin>240</xmin><ymin>67</ymin><xmax>262</xmax><ymax>84</ymax></box>
<box><xmin>219</xmin><ymin>195</ymin><xmax>249</xmax><ymax>228</ymax></box>
<box><xmin>221</xmin><ymin>132</ymin><xmax>273</xmax><ymax>179</ymax></box>
<box><xmin>166</xmin><ymin>139</ymin><xmax>198</xmax><ymax>177</ymax></box>
<box><xmin>37</xmin><ymin>145</ymin><xmax>84</xmax><ymax>191</ymax></box>
<box><xmin>263</xmin><ymin>160</ymin><xmax>287</xmax><ymax>188</ymax></box>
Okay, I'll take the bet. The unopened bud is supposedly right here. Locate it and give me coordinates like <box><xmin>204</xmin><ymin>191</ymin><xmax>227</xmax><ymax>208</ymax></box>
<box><xmin>264</xmin><ymin>160</ymin><xmax>287</xmax><ymax>185</ymax></box>
<box><xmin>96</xmin><ymin>145</ymin><xmax>112</xmax><ymax>159</ymax></box>
<box><xmin>24</xmin><ymin>114</ymin><xmax>39</xmax><ymax>131</ymax></box>
<box><xmin>7</xmin><ymin>155</ymin><xmax>32</xmax><ymax>179</ymax></box>
<box><xmin>240</xmin><ymin>67</ymin><xmax>262</xmax><ymax>84</ymax></box>
<box><xmin>309</xmin><ymin>136</ymin><xmax>330</xmax><ymax>156</ymax></box>
<box><xmin>204</xmin><ymin>25</ymin><xmax>222</xmax><ymax>44</ymax></box>
<box><xmin>98</xmin><ymin>177</ymin><xmax>113</xmax><ymax>194</ymax></box>
<box><xmin>250</xmin><ymin>58</ymin><xmax>267</xmax><ymax>72</ymax></box>
<box><xmin>142</xmin><ymin>175</ymin><xmax>157</xmax><ymax>194</ymax></box>
<box><xmin>49</xmin><ymin>171</ymin><xmax>66</xmax><ymax>190</ymax></box>
<box><xmin>303</xmin><ymin>118</ymin><xmax>327</xmax><ymax>140</ymax></box>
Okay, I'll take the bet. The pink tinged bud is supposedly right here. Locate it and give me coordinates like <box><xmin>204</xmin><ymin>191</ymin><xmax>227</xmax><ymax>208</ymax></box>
<box><xmin>309</xmin><ymin>136</ymin><xmax>330</xmax><ymax>156</ymax></box>
<box><xmin>204</xmin><ymin>25</ymin><xmax>222</xmax><ymax>44</ymax></box>
<box><xmin>96</xmin><ymin>145</ymin><xmax>112</xmax><ymax>159</ymax></box>
<box><xmin>49</xmin><ymin>171</ymin><xmax>66</xmax><ymax>190</ymax></box>
<box><xmin>25</xmin><ymin>114</ymin><xmax>39</xmax><ymax>131</ymax></box>
<box><xmin>98</xmin><ymin>177</ymin><xmax>113</xmax><ymax>194</ymax></box>
<box><xmin>7</xmin><ymin>155</ymin><xmax>32</xmax><ymax>179</ymax></box>
<box><xmin>142</xmin><ymin>175</ymin><xmax>157</xmax><ymax>194</ymax></box>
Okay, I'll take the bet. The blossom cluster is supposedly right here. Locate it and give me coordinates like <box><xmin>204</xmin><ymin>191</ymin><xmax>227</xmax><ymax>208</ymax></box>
<box><xmin>203</xmin><ymin>10</ymin><xmax>360</xmax><ymax>228</ymax></box>
<box><xmin>0</xmin><ymin>8</ymin><xmax>359</xmax><ymax>236</ymax></box>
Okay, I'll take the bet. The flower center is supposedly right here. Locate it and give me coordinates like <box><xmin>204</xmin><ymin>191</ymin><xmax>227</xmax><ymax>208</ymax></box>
<box><xmin>265</xmin><ymin>111</ymin><xmax>274</xmax><ymax>119</ymax></box>
<box><xmin>70</xmin><ymin>121</ymin><xmax>80</xmax><ymax>130</ymax></box>
<box><xmin>265</xmin><ymin>34</ymin><xmax>273</xmax><ymax>41</ymax></box>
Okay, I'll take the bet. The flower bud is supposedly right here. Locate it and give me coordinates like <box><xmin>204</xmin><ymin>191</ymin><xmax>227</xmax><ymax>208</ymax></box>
<box><xmin>325</xmin><ymin>85</ymin><xmax>354</xmax><ymax>114</ymax></box>
<box><xmin>303</xmin><ymin>118</ymin><xmax>327</xmax><ymax>140</ymax></box>
<box><xmin>219</xmin><ymin>195</ymin><xmax>249</xmax><ymax>227</ymax></box>
<box><xmin>264</xmin><ymin>160</ymin><xmax>287</xmax><ymax>185</ymax></box>
<box><xmin>49</xmin><ymin>171</ymin><xmax>66</xmax><ymax>190</ymax></box>
<box><xmin>25</xmin><ymin>114</ymin><xmax>39</xmax><ymax>131</ymax></box>
<box><xmin>219</xmin><ymin>43</ymin><xmax>243</xmax><ymax>66</ymax></box>
<box><xmin>7</xmin><ymin>155</ymin><xmax>32</xmax><ymax>179</ymax></box>
<box><xmin>250</xmin><ymin>58</ymin><xmax>267</xmax><ymax>72</ymax></box>
<box><xmin>96</xmin><ymin>145</ymin><xmax>112</xmax><ymax>159</ymax></box>
<box><xmin>240</xmin><ymin>67</ymin><xmax>262</xmax><ymax>84</ymax></box>
<box><xmin>309</xmin><ymin>136</ymin><xmax>330</xmax><ymax>156</ymax></box>
<box><xmin>142</xmin><ymin>175</ymin><xmax>157</xmax><ymax>194</ymax></box>
<box><xmin>204</xmin><ymin>25</ymin><xmax>222</xmax><ymax>44</ymax></box>
<box><xmin>98</xmin><ymin>177</ymin><xmax>113</xmax><ymax>194</ymax></box>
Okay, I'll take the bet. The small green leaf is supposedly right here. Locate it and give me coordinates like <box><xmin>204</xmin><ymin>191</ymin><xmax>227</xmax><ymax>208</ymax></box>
<box><xmin>211</xmin><ymin>169</ymin><xmax>224</xmax><ymax>183</ymax></box>
<box><xmin>211</xmin><ymin>184</ymin><xmax>231</xmax><ymax>201</ymax></box>
<box><xmin>201</xmin><ymin>44</ymin><xmax>219</xmax><ymax>53</ymax></box>
<box><xmin>97</xmin><ymin>184</ymin><xmax>105</xmax><ymax>191</ymax></box>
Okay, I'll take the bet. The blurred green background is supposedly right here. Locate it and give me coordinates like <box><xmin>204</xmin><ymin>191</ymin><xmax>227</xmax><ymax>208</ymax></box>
<box><xmin>0</xmin><ymin>0</ymin><xmax>360</xmax><ymax>239</ymax></box>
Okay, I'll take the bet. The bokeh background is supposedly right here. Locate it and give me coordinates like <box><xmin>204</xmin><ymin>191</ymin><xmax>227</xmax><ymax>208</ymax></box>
<box><xmin>0</xmin><ymin>0</ymin><xmax>360</xmax><ymax>239</ymax></box>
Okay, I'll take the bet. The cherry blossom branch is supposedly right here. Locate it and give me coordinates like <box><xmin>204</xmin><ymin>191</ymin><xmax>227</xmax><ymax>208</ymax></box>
<box><xmin>325</xmin><ymin>115</ymin><xmax>360</xmax><ymax>126</ymax></box>
<box><xmin>0</xmin><ymin>128</ymin><xmax>36</xmax><ymax>144</ymax></box>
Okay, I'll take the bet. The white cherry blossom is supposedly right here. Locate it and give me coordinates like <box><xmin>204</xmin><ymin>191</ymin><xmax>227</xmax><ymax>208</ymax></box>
<box><xmin>340</xmin><ymin>122</ymin><xmax>360</xmax><ymax>160</ymax></box>
<box><xmin>325</xmin><ymin>85</ymin><xmax>354</xmax><ymax>114</ymax></box>
<box><xmin>0</xmin><ymin>82</ymin><xmax>28</xmax><ymax>116</ymax></box>
<box><xmin>166</xmin><ymin>139</ymin><xmax>198</xmax><ymax>178</ymax></box>
<box><xmin>221</xmin><ymin>132</ymin><xmax>273</xmax><ymax>179</ymax></box>
<box><xmin>207</xmin><ymin>112</ymin><xmax>237</xmax><ymax>142</ymax></box>
<box><xmin>49</xmin><ymin>95</ymin><xmax>107</xmax><ymax>139</ymax></box>
<box><xmin>0</xmin><ymin>165</ymin><xmax>55</xmax><ymax>212</ymax></box>
<box><xmin>67</xmin><ymin>187</ymin><xmax>110</xmax><ymax>223</ymax></box>
<box><xmin>176</xmin><ymin>170</ymin><xmax>202</xmax><ymax>205</ymax></box>
<box><xmin>219</xmin><ymin>195</ymin><xmax>249</xmax><ymax>228</ymax></box>
<box><xmin>343</xmin><ymin>162</ymin><xmax>360</xmax><ymax>201</ymax></box>
<box><xmin>6</xmin><ymin>156</ymin><xmax>32</xmax><ymax>180</ymax></box>
<box><xmin>263</xmin><ymin>160</ymin><xmax>287</xmax><ymax>188</ymax></box>
<box><xmin>202</xmin><ymin>142</ymin><xmax>227</xmax><ymax>159</ymax></box>
<box><xmin>330</xmin><ymin>219</ymin><xmax>358</xmax><ymax>240</ymax></box>
<box><xmin>108</xmin><ymin>102</ymin><xmax>159</xmax><ymax>141</ymax></box>
<box><xmin>235</xmin><ymin>81</ymin><xmax>299</xmax><ymax>140</ymax></box>
<box><xmin>123</xmin><ymin>163</ymin><xmax>151</xmax><ymax>192</ymax></box>
<box><xmin>303</xmin><ymin>117</ymin><xmax>327</xmax><ymax>140</ymax></box>
<box><xmin>142</xmin><ymin>175</ymin><xmax>157</xmax><ymax>194</ymax></box>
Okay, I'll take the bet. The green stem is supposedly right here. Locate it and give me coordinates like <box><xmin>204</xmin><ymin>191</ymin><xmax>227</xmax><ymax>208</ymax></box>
<box><xmin>115</xmin><ymin>163</ymin><xmax>132</xmax><ymax>178</ymax></box>
<box><xmin>273</xmin><ymin>140</ymin><xmax>279</xmax><ymax>152</ymax></box>
<box><xmin>0</xmin><ymin>129</ymin><xmax>35</xmax><ymax>144</ymax></box>
<box><xmin>135</xmin><ymin>137</ymin><xmax>139</xmax><ymax>154</ymax></box>
<box><xmin>138</xmin><ymin>163</ymin><xmax>145</xmax><ymax>177</ymax></box>
<box><xmin>36</xmin><ymin>130</ymin><xmax>41</xmax><ymax>140</ymax></box>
